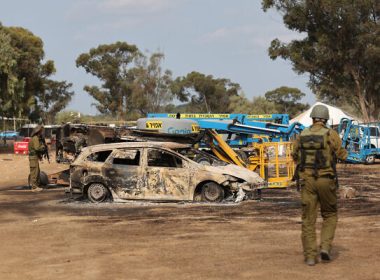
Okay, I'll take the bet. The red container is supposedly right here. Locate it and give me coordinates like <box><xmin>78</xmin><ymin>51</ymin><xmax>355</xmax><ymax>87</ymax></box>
<box><xmin>14</xmin><ymin>141</ymin><xmax>29</xmax><ymax>155</ymax></box>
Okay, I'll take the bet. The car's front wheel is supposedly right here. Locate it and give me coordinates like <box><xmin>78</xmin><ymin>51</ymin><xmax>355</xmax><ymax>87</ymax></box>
<box><xmin>201</xmin><ymin>182</ymin><xmax>224</xmax><ymax>202</ymax></box>
<box><xmin>365</xmin><ymin>155</ymin><xmax>375</xmax><ymax>165</ymax></box>
<box><xmin>87</xmin><ymin>183</ymin><xmax>109</xmax><ymax>203</ymax></box>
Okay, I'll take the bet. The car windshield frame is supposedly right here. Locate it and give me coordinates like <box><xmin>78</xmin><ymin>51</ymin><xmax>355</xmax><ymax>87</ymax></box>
<box><xmin>173</xmin><ymin>147</ymin><xmax>228</xmax><ymax>166</ymax></box>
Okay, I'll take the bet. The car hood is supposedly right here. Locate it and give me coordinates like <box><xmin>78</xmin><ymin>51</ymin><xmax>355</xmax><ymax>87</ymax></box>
<box><xmin>201</xmin><ymin>164</ymin><xmax>265</xmax><ymax>185</ymax></box>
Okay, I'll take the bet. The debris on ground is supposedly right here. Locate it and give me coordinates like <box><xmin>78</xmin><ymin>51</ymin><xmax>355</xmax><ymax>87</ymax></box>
<box><xmin>339</xmin><ymin>186</ymin><xmax>360</xmax><ymax>199</ymax></box>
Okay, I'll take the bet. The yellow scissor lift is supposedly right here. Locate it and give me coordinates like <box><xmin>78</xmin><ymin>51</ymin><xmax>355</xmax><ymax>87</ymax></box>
<box><xmin>204</xmin><ymin>130</ymin><xmax>295</xmax><ymax>189</ymax></box>
<box><xmin>249</xmin><ymin>141</ymin><xmax>295</xmax><ymax>188</ymax></box>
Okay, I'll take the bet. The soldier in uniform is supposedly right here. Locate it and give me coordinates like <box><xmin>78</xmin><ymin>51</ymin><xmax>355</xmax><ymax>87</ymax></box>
<box><xmin>292</xmin><ymin>105</ymin><xmax>348</xmax><ymax>266</ymax></box>
<box><xmin>29</xmin><ymin>125</ymin><xmax>47</xmax><ymax>192</ymax></box>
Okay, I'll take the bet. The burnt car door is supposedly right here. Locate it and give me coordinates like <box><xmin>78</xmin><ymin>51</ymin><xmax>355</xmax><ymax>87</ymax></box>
<box><xmin>102</xmin><ymin>148</ymin><xmax>145</xmax><ymax>199</ymax></box>
<box><xmin>144</xmin><ymin>148</ymin><xmax>191</xmax><ymax>200</ymax></box>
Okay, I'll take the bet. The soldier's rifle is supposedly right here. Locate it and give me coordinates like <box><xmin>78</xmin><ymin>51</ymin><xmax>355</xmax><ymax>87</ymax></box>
<box><xmin>332</xmin><ymin>153</ymin><xmax>339</xmax><ymax>188</ymax></box>
<box><xmin>39</xmin><ymin>135</ymin><xmax>50</xmax><ymax>163</ymax></box>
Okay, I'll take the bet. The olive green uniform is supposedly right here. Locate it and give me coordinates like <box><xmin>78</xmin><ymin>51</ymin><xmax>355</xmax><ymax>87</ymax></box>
<box><xmin>292</xmin><ymin>122</ymin><xmax>347</xmax><ymax>260</ymax></box>
<box><xmin>28</xmin><ymin>135</ymin><xmax>46</xmax><ymax>190</ymax></box>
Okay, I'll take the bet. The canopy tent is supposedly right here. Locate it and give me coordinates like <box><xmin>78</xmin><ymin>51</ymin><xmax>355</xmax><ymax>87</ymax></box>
<box><xmin>290</xmin><ymin>102</ymin><xmax>358</xmax><ymax>127</ymax></box>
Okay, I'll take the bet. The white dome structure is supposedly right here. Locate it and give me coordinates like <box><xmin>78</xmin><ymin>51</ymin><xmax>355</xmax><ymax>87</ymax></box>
<box><xmin>290</xmin><ymin>102</ymin><xmax>358</xmax><ymax>127</ymax></box>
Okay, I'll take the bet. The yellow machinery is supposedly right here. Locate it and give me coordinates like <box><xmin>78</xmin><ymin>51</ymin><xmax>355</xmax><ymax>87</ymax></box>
<box><xmin>249</xmin><ymin>141</ymin><xmax>295</xmax><ymax>188</ymax></box>
<box><xmin>204</xmin><ymin>130</ymin><xmax>295</xmax><ymax>188</ymax></box>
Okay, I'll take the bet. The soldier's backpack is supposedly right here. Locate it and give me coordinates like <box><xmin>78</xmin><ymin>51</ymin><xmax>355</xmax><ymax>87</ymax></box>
<box><xmin>299</xmin><ymin>126</ymin><xmax>333</xmax><ymax>178</ymax></box>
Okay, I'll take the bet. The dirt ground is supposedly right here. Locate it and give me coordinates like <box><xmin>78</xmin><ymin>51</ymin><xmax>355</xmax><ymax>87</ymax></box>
<box><xmin>0</xmin><ymin>151</ymin><xmax>379</xmax><ymax>280</ymax></box>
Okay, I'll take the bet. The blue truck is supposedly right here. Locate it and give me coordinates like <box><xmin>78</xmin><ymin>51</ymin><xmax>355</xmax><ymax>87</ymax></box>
<box><xmin>0</xmin><ymin>130</ymin><xmax>19</xmax><ymax>140</ymax></box>
<box><xmin>338</xmin><ymin>118</ymin><xmax>380</xmax><ymax>164</ymax></box>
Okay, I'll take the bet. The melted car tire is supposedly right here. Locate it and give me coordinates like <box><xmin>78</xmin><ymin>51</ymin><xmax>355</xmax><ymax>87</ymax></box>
<box><xmin>28</xmin><ymin>171</ymin><xmax>49</xmax><ymax>189</ymax></box>
<box><xmin>201</xmin><ymin>182</ymin><xmax>224</xmax><ymax>202</ymax></box>
<box><xmin>87</xmin><ymin>183</ymin><xmax>109</xmax><ymax>203</ymax></box>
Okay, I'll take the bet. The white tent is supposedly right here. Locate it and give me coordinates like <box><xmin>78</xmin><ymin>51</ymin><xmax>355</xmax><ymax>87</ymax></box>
<box><xmin>290</xmin><ymin>102</ymin><xmax>357</xmax><ymax>127</ymax></box>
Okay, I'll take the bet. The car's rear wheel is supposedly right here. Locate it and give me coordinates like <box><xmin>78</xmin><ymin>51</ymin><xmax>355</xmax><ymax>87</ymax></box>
<box><xmin>87</xmin><ymin>183</ymin><xmax>109</xmax><ymax>203</ymax></box>
<box><xmin>201</xmin><ymin>182</ymin><xmax>224</xmax><ymax>202</ymax></box>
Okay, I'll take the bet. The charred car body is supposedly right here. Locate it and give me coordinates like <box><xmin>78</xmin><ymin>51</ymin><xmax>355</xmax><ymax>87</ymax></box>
<box><xmin>70</xmin><ymin>142</ymin><xmax>264</xmax><ymax>203</ymax></box>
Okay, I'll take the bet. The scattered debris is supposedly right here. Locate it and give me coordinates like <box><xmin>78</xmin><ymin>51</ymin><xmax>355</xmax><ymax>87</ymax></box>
<box><xmin>339</xmin><ymin>186</ymin><xmax>359</xmax><ymax>199</ymax></box>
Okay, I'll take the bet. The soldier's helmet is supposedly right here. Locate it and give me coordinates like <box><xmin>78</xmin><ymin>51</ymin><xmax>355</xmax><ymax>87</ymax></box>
<box><xmin>31</xmin><ymin>125</ymin><xmax>44</xmax><ymax>136</ymax></box>
<box><xmin>310</xmin><ymin>104</ymin><xmax>329</xmax><ymax>120</ymax></box>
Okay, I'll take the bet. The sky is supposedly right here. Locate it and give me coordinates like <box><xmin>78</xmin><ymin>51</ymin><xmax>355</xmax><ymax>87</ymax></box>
<box><xmin>0</xmin><ymin>0</ymin><xmax>315</xmax><ymax>115</ymax></box>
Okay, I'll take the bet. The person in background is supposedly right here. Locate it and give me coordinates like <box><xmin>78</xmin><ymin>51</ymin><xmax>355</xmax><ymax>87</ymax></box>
<box><xmin>28</xmin><ymin>125</ymin><xmax>47</xmax><ymax>192</ymax></box>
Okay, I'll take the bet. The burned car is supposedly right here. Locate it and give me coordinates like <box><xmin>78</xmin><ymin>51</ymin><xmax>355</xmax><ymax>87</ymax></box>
<box><xmin>69</xmin><ymin>142</ymin><xmax>265</xmax><ymax>203</ymax></box>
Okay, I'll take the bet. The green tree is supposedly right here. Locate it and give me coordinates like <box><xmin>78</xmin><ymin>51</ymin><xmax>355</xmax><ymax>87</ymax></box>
<box><xmin>0</xmin><ymin>28</ymin><xmax>19</xmax><ymax>117</ymax></box>
<box><xmin>0</xmin><ymin>24</ymin><xmax>70</xmax><ymax>122</ymax></box>
<box><xmin>76</xmin><ymin>42</ymin><xmax>140</xmax><ymax>119</ymax></box>
<box><xmin>5</xmin><ymin>26</ymin><xmax>55</xmax><ymax>119</ymax></box>
<box><xmin>171</xmin><ymin>71</ymin><xmax>240</xmax><ymax>113</ymax></box>
<box><xmin>130</xmin><ymin>52</ymin><xmax>174</xmax><ymax>115</ymax></box>
<box><xmin>229</xmin><ymin>93</ymin><xmax>278</xmax><ymax>114</ymax></box>
<box><xmin>264</xmin><ymin>86</ymin><xmax>309</xmax><ymax>117</ymax></box>
<box><xmin>250</xmin><ymin>96</ymin><xmax>279</xmax><ymax>114</ymax></box>
<box><xmin>55</xmin><ymin>111</ymin><xmax>82</xmax><ymax>124</ymax></box>
<box><xmin>262</xmin><ymin>0</ymin><xmax>380</xmax><ymax>121</ymax></box>
<box><xmin>39</xmin><ymin>80</ymin><xmax>74</xmax><ymax>124</ymax></box>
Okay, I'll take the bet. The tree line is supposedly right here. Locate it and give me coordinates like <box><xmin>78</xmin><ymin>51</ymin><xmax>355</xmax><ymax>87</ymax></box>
<box><xmin>1</xmin><ymin>0</ymin><xmax>378</xmax><ymax>123</ymax></box>
<box><xmin>0</xmin><ymin>24</ymin><xmax>309</xmax><ymax>123</ymax></box>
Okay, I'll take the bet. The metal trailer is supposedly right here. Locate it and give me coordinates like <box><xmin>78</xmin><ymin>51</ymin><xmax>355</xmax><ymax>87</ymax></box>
<box><xmin>338</xmin><ymin>118</ymin><xmax>380</xmax><ymax>164</ymax></box>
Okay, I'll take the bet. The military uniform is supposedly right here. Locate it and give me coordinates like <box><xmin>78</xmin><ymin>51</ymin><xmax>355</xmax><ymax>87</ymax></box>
<box><xmin>29</xmin><ymin>126</ymin><xmax>46</xmax><ymax>191</ymax></box>
<box><xmin>292</xmin><ymin>117</ymin><xmax>347</xmax><ymax>264</ymax></box>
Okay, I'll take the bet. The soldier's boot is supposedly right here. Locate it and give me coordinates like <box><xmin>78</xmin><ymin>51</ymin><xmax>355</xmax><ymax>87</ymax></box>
<box><xmin>31</xmin><ymin>187</ymin><xmax>43</xmax><ymax>192</ymax></box>
<box><xmin>305</xmin><ymin>258</ymin><xmax>316</xmax><ymax>266</ymax></box>
<box><xmin>320</xmin><ymin>250</ymin><xmax>332</xmax><ymax>262</ymax></box>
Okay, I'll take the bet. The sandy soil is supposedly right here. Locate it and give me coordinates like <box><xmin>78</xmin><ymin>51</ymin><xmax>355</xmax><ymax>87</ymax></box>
<box><xmin>0</xmin><ymin>153</ymin><xmax>379</xmax><ymax>280</ymax></box>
